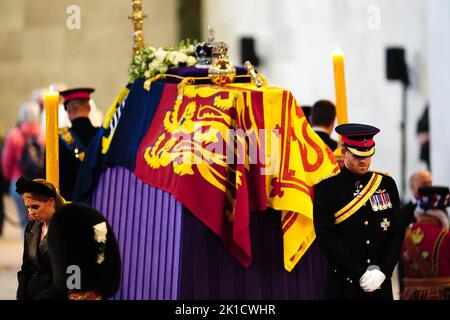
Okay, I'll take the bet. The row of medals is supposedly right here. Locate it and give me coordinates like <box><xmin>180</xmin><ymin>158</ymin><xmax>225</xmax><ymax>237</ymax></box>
<box><xmin>369</xmin><ymin>191</ymin><xmax>393</xmax><ymax>211</ymax></box>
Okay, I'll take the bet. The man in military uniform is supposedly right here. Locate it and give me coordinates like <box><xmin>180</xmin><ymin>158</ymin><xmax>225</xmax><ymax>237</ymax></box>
<box><xmin>313</xmin><ymin>123</ymin><xmax>405</xmax><ymax>300</ymax></box>
<box><xmin>400</xmin><ymin>186</ymin><xmax>450</xmax><ymax>300</ymax></box>
<box><xmin>310</xmin><ymin>99</ymin><xmax>338</xmax><ymax>151</ymax></box>
<box><xmin>58</xmin><ymin>88</ymin><xmax>98</xmax><ymax>200</ymax></box>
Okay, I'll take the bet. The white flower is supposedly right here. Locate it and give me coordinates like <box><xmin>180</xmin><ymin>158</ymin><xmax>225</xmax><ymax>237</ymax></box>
<box><xmin>93</xmin><ymin>222</ymin><xmax>107</xmax><ymax>243</ymax></box>
<box><xmin>96</xmin><ymin>254</ymin><xmax>105</xmax><ymax>264</ymax></box>
<box><xmin>154</xmin><ymin>48</ymin><xmax>167</xmax><ymax>62</ymax></box>
<box><xmin>186</xmin><ymin>56</ymin><xmax>196</xmax><ymax>66</ymax></box>
<box><xmin>129</xmin><ymin>40</ymin><xmax>198</xmax><ymax>81</ymax></box>
<box><xmin>149</xmin><ymin>61</ymin><xmax>159</xmax><ymax>70</ymax></box>
<box><xmin>166</xmin><ymin>52</ymin><xmax>177</xmax><ymax>64</ymax></box>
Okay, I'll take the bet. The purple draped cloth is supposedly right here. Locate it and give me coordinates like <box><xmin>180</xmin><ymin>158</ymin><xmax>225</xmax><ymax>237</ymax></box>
<box><xmin>93</xmin><ymin>166</ymin><xmax>183</xmax><ymax>300</ymax></box>
<box><xmin>93</xmin><ymin>166</ymin><xmax>328</xmax><ymax>300</ymax></box>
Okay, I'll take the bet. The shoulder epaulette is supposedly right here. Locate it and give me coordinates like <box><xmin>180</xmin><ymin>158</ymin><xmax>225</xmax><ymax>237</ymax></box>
<box><xmin>58</xmin><ymin>127</ymin><xmax>86</xmax><ymax>161</ymax></box>
<box><xmin>317</xmin><ymin>170</ymin><xmax>340</xmax><ymax>183</ymax></box>
<box><xmin>370</xmin><ymin>170</ymin><xmax>392</xmax><ymax>178</ymax></box>
<box><xmin>59</xmin><ymin>127</ymin><xmax>74</xmax><ymax>144</ymax></box>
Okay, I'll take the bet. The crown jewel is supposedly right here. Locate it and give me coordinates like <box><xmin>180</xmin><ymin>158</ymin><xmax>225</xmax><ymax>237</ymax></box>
<box><xmin>195</xmin><ymin>26</ymin><xmax>229</xmax><ymax>67</ymax></box>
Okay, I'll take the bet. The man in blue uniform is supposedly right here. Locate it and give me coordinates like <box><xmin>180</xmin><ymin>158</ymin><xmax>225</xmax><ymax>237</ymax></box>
<box><xmin>58</xmin><ymin>88</ymin><xmax>98</xmax><ymax>200</ymax></box>
<box><xmin>313</xmin><ymin>123</ymin><xmax>405</xmax><ymax>300</ymax></box>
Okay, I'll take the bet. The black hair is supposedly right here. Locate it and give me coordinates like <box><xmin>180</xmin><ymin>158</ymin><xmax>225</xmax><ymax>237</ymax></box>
<box><xmin>311</xmin><ymin>100</ymin><xmax>336</xmax><ymax>127</ymax></box>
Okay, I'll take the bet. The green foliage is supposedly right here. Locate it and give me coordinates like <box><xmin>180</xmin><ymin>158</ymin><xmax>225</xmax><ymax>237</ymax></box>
<box><xmin>129</xmin><ymin>39</ymin><xmax>198</xmax><ymax>81</ymax></box>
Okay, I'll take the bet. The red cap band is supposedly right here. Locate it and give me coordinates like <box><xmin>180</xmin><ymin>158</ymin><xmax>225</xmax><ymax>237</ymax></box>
<box><xmin>341</xmin><ymin>136</ymin><xmax>374</xmax><ymax>148</ymax></box>
<box><xmin>63</xmin><ymin>92</ymin><xmax>91</xmax><ymax>102</ymax></box>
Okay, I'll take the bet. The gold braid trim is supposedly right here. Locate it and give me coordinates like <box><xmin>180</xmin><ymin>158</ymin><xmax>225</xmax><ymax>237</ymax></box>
<box><xmin>334</xmin><ymin>173</ymin><xmax>383</xmax><ymax>224</ymax></box>
<box><xmin>143</xmin><ymin>73</ymin><xmax>254</xmax><ymax>91</ymax></box>
<box><xmin>59</xmin><ymin>127</ymin><xmax>85</xmax><ymax>161</ymax></box>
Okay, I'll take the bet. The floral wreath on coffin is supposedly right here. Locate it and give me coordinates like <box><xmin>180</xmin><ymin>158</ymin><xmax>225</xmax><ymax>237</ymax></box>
<box><xmin>129</xmin><ymin>39</ymin><xmax>198</xmax><ymax>82</ymax></box>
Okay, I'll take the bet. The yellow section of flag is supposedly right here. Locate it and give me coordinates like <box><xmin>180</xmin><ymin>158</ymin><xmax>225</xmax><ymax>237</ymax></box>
<box><xmin>227</xmin><ymin>83</ymin><xmax>339</xmax><ymax>271</ymax></box>
<box><xmin>261</xmin><ymin>87</ymin><xmax>339</xmax><ymax>271</ymax></box>
<box><xmin>101</xmin><ymin>86</ymin><xmax>130</xmax><ymax>154</ymax></box>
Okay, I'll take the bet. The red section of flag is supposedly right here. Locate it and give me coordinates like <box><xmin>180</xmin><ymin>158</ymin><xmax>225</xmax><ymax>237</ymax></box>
<box><xmin>135</xmin><ymin>84</ymin><xmax>259</xmax><ymax>267</ymax></box>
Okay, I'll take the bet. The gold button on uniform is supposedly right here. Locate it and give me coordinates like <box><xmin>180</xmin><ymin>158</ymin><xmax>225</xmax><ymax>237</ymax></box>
<box><xmin>367</xmin><ymin>259</ymin><xmax>371</xmax><ymax>264</ymax></box>
<box><xmin>364</xmin><ymin>221</ymin><xmax>369</xmax><ymax>225</ymax></box>
<box><xmin>366</xmin><ymin>240</ymin><xmax>370</xmax><ymax>245</ymax></box>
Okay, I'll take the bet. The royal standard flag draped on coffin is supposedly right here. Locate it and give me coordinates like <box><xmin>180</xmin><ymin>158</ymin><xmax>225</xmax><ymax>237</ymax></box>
<box><xmin>76</xmin><ymin>76</ymin><xmax>339</xmax><ymax>271</ymax></box>
<box><xmin>133</xmin><ymin>80</ymin><xmax>339</xmax><ymax>271</ymax></box>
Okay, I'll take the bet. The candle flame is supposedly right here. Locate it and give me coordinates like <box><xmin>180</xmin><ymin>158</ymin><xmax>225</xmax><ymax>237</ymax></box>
<box><xmin>334</xmin><ymin>47</ymin><xmax>344</xmax><ymax>55</ymax></box>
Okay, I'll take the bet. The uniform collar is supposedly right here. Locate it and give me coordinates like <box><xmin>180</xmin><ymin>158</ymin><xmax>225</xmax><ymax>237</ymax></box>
<box><xmin>70</xmin><ymin>117</ymin><xmax>92</xmax><ymax>130</ymax></box>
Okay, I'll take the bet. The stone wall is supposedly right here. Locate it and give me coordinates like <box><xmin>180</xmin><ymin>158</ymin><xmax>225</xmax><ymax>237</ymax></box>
<box><xmin>0</xmin><ymin>0</ymin><xmax>177</xmax><ymax>133</ymax></box>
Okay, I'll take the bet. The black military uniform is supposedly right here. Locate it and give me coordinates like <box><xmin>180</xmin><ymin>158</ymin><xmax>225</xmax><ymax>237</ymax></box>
<box><xmin>58</xmin><ymin>88</ymin><xmax>98</xmax><ymax>200</ymax></box>
<box><xmin>399</xmin><ymin>200</ymin><xmax>417</xmax><ymax>228</ymax></box>
<box><xmin>314</xmin><ymin>130</ymin><xmax>338</xmax><ymax>151</ymax></box>
<box><xmin>313</xmin><ymin>123</ymin><xmax>405</xmax><ymax>300</ymax></box>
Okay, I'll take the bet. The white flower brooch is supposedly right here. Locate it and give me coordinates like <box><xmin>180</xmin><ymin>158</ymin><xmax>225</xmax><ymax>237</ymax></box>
<box><xmin>93</xmin><ymin>222</ymin><xmax>107</xmax><ymax>264</ymax></box>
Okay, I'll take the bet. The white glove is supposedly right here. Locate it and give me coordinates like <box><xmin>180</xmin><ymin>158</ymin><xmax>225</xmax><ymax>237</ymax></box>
<box><xmin>359</xmin><ymin>270</ymin><xmax>375</xmax><ymax>292</ymax></box>
<box><xmin>360</xmin><ymin>269</ymin><xmax>386</xmax><ymax>292</ymax></box>
<box><xmin>359</xmin><ymin>270</ymin><xmax>371</xmax><ymax>284</ymax></box>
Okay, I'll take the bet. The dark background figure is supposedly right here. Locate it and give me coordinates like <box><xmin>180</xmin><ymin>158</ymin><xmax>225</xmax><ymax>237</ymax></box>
<box><xmin>15</xmin><ymin>177</ymin><xmax>67</xmax><ymax>300</ymax></box>
<box><xmin>313</xmin><ymin>123</ymin><xmax>405</xmax><ymax>300</ymax></box>
<box><xmin>47</xmin><ymin>203</ymin><xmax>121</xmax><ymax>300</ymax></box>
<box><xmin>301</xmin><ymin>105</ymin><xmax>312</xmax><ymax>124</ymax></box>
<box><xmin>0</xmin><ymin>133</ymin><xmax>5</xmax><ymax>236</ymax></box>
<box><xmin>397</xmin><ymin>170</ymin><xmax>433</xmax><ymax>294</ymax></box>
<box><xmin>58</xmin><ymin>88</ymin><xmax>99</xmax><ymax>200</ymax></box>
<box><xmin>417</xmin><ymin>104</ymin><xmax>430</xmax><ymax>170</ymax></box>
<box><xmin>2</xmin><ymin>102</ymin><xmax>44</xmax><ymax>229</ymax></box>
<box><xmin>400</xmin><ymin>186</ymin><xmax>450</xmax><ymax>300</ymax></box>
<box><xmin>400</xmin><ymin>171</ymin><xmax>432</xmax><ymax>228</ymax></box>
<box><xmin>310</xmin><ymin>100</ymin><xmax>338</xmax><ymax>151</ymax></box>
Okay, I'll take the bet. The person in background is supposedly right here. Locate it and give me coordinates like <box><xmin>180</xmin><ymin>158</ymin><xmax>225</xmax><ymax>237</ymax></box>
<box><xmin>47</xmin><ymin>202</ymin><xmax>121</xmax><ymax>300</ymax></box>
<box><xmin>15</xmin><ymin>177</ymin><xmax>67</xmax><ymax>300</ymax></box>
<box><xmin>400</xmin><ymin>186</ymin><xmax>450</xmax><ymax>300</ymax></box>
<box><xmin>30</xmin><ymin>87</ymin><xmax>47</xmax><ymax>134</ymax></box>
<box><xmin>400</xmin><ymin>171</ymin><xmax>433</xmax><ymax>228</ymax></box>
<box><xmin>301</xmin><ymin>105</ymin><xmax>312</xmax><ymax>124</ymax></box>
<box><xmin>416</xmin><ymin>105</ymin><xmax>430</xmax><ymax>170</ymax></box>
<box><xmin>36</xmin><ymin>83</ymin><xmax>103</xmax><ymax>130</ymax></box>
<box><xmin>310</xmin><ymin>100</ymin><xmax>338</xmax><ymax>151</ymax></box>
<box><xmin>313</xmin><ymin>123</ymin><xmax>405</xmax><ymax>300</ymax></box>
<box><xmin>58</xmin><ymin>87</ymin><xmax>99</xmax><ymax>200</ymax></box>
<box><xmin>397</xmin><ymin>170</ymin><xmax>433</xmax><ymax>295</ymax></box>
<box><xmin>2</xmin><ymin>102</ymin><xmax>45</xmax><ymax>229</ymax></box>
<box><xmin>0</xmin><ymin>123</ymin><xmax>5</xmax><ymax>236</ymax></box>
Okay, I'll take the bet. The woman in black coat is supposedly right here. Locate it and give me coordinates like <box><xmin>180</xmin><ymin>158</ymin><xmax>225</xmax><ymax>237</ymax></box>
<box><xmin>15</xmin><ymin>177</ymin><xmax>67</xmax><ymax>300</ymax></box>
